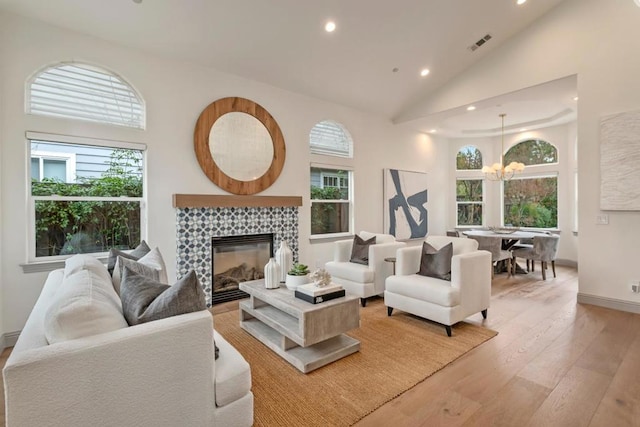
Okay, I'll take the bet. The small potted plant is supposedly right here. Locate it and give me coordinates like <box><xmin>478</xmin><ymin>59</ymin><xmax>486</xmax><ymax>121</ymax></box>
<box><xmin>285</xmin><ymin>263</ymin><xmax>310</xmax><ymax>290</ymax></box>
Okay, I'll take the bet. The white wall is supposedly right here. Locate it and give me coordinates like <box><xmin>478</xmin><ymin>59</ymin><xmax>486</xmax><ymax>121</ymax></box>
<box><xmin>0</xmin><ymin>12</ymin><xmax>447</xmax><ymax>333</ymax></box>
<box><xmin>448</xmin><ymin>122</ymin><xmax>578</xmax><ymax>264</ymax></box>
<box><xmin>403</xmin><ymin>0</ymin><xmax>640</xmax><ymax>305</ymax></box>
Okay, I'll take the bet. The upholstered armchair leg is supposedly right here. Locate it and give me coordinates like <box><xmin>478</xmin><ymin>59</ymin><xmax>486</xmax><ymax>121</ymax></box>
<box><xmin>552</xmin><ymin>260</ymin><xmax>556</xmax><ymax>278</ymax></box>
<box><xmin>531</xmin><ymin>261</ymin><xmax>535</xmax><ymax>272</ymax></box>
<box><xmin>445</xmin><ymin>325</ymin><xmax>452</xmax><ymax>337</ymax></box>
<box><xmin>541</xmin><ymin>261</ymin><xmax>547</xmax><ymax>280</ymax></box>
<box><xmin>361</xmin><ymin>298</ymin><xmax>367</xmax><ymax>307</ymax></box>
<box><xmin>387</xmin><ymin>306</ymin><xmax>393</xmax><ymax>316</ymax></box>
<box><xmin>481</xmin><ymin>309</ymin><xmax>488</xmax><ymax>319</ymax></box>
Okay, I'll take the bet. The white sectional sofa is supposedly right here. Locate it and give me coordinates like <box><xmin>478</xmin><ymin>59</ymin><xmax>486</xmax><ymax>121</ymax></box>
<box><xmin>3</xmin><ymin>256</ymin><xmax>253</xmax><ymax>427</ymax></box>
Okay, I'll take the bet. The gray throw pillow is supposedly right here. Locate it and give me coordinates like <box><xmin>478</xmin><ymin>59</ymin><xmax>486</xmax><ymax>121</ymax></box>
<box><xmin>418</xmin><ymin>242</ymin><xmax>453</xmax><ymax>281</ymax></box>
<box><xmin>120</xmin><ymin>267</ymin><xmax>206</xmax><ymax>326</ymax></box>
<box><xmin>350</xmin><ymin>235</ymin><xmax>376</xmax><ymax>265</ymax></box>
<box><xmin>107</xmin><ymin>241</ymin><xmax>151</xmax><ymax>276</ymax></box>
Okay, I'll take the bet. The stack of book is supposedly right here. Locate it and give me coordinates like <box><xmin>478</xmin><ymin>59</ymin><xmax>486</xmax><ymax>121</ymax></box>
<box><xmin>294</xmin><ymin>283</ymin><xmax>345</xmax><ymax>304</ymax></box>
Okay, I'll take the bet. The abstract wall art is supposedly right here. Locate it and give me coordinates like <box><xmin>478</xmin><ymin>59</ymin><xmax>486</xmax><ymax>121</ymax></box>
<box><xmin>600</xmin><ymin>109</ymin><xmax>640</xmax><ymax>210</ymax></box>
<box><xmin>383</xmin><ymin>169</ymin><xmax>428</xmax><ymax>240</ymax></box>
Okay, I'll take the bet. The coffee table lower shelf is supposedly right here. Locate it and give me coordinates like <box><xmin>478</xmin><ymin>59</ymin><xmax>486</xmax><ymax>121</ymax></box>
<box><xmin>239</xmin><ymin>311</ymin><xmax>360</xmax><ymax>373</ymax></box>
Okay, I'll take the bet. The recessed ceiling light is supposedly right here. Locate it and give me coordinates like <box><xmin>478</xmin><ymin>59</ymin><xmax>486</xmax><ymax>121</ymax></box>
<box><xmin>392</xmin><ymin>67</ymin><xmax>399</xmax><ymax>73</ymax></box>
<box><xmin>467</xmin><ymin>105</ymin><xmax>476</xmax><ymax>111</ymax></box>
<box><xmin>420</xmin><ymin>69</ymin><xmax>430</xmax><ymax>77</ymax></box>
<box><xmin>573</xmin><ymin>96</ymin><xmax>579</xmax><ymax>101</ymax></box>
<box><xmin>429</xmin><ymin>129</ymin><xmax>437</xmax><ymax>134</ymax></box>
<box><xmin>520</xmin><ymin>128</ymin><xmax>527</xmax><ymax>132</ymax></box>
<box><xmin>325</xmin><ymin>21</ymin><xmax>336</xmax><ymax>32</ymax></box>
<box><xmin>517</xmin><ymin>0</ymin><xmax>527</xmax><ymax>5</ymax></box>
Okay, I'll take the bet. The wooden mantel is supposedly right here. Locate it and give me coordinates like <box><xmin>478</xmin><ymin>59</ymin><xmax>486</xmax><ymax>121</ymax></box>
<box><xmin>172</xmin><ymin>194</ymin><xmax>303</xmax><ymax>208</ymax></box>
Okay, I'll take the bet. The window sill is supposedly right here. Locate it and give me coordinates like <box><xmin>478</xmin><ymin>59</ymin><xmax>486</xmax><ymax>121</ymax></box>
<box><xmin>21</xmin><ymin>255</ymin><xmax>108</xmax><ymax>274</ymax></box>
<box><xmin>309</xmin><ymin>233</ymin><xmax>353</xmax><ymax>243</ymax></box>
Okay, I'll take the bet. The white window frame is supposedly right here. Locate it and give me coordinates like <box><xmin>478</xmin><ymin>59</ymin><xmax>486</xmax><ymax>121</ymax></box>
<box><xmin>501</xmin><ymin>172</ymin><xmax>559</xmax><ymax>230</ymax></box>
<box><xmin>455</xmin><ymin>177</ymin><xmax>485</xmax><ymax>228</ymax></box>
<box><xmin>310</xmin><ymin>164</ymin><xmax>353</xmax><ymax>239</ymax></box>
<box><xmin>455</xmin><ymin>145</ymin><xmax>485</xmax><ymax>228</ymax></box>
<box><xmin>30</xmin><ymin>150</ymin><xmax>77</xmax><ymax>183</ymax></box>
<box><xmin>309</xmin><ymin>120</ymin><xmax>353</xmax><ymax>158</ymax></box>
<box><xmin>27</xmin><ymin>131</ymin><xmax>147</xmax><ymax>262</ymax></box>
<box><xmin>27</xmin><ymin>62</ymin><xmax>146</xmax><ymax>129</ymax></box>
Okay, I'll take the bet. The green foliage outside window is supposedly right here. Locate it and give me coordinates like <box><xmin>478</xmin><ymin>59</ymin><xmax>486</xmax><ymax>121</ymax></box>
<box><xmin>504</xmin><ymin>140</ymin><xmax>557</xmax><ymax>165</ymax></box>
<box><xmin>310</xmin><ymin>168</ymin><xmax>349</xmax><ymax>235</ymax></box>
<box><xmin>456</xmin><ymin>146</ymin><xmax>483</xmax><ymax>170</ymax></box>
<box><xmin>504</xmin><ymin>177</ymin><xmax>557</xmax><ymax>228</ymax></box>
<box><xmin>33</xmin><ymin>148</ymin><xmax>143</xmax><ymax>256</ymax></box>
<box><xmin>456</xmin><ymin>179</ymin><xmax>483</xmax><ymax>226</ymax></box>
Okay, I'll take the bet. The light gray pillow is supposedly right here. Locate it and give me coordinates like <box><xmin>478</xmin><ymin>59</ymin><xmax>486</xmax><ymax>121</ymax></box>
<box><xmin>112</xmin><ymin>255</ymin><xmax>161</xmax><ymax>295</ymax></box>
<box><xmin>107</xmin><ymin>241</ymin><xmax>151</xmax><ymax>276</ymax></box>
<box><xmin>120</xmin><ymin>267</ymin><xmax>206</xmax><ymax>326</ymax></box>
<box><xmin>418</xmin><ymin>242</ymin><xmax>453</xmax><ymax>281</ymax></box>
<box><xmin>350</xmin><ymin>235</ymin><xmax>376</xmax><ymax>265</ymax></box>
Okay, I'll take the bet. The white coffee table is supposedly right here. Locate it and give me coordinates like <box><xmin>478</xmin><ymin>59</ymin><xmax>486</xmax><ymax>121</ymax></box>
<box><xmin>239</xmin><ymin>279</ymin><xmax>360</xmax><ymax>373</ymax></box>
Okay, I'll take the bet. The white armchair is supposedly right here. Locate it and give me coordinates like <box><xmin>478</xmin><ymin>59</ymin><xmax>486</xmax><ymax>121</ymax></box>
<box><xmin>325</xmin><ymin>231</ymin><xmax>406</xmax><ymax>307</ymax></box>
<box><xmin>384</xmin><ymin>236</ymin><xmax>492</xmax><ymax>336</ymax></box>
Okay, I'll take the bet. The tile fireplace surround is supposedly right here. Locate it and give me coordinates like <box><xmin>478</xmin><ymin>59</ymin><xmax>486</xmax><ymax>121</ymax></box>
<box><xmin>176</xmin><ymin>198</ymin><xmax>300</xmax><ymax>306</ymax></box>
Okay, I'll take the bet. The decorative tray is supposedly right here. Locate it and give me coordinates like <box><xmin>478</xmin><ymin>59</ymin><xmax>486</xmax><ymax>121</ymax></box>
<box><xmin>488</xmin><ymin>226</ymin><xmax>521</xmax><ymax>234</ymax></box>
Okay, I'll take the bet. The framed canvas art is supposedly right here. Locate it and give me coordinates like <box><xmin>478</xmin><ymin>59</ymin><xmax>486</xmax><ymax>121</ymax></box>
<box><xmin>383</xmin><ymin>169</ymin><xmax>428</xmax><ymax>240</ymax></box>
<box><xmin>600</xmin><ymin>109</ymin><xmax>640</xmax><ymax>210</ymax></box>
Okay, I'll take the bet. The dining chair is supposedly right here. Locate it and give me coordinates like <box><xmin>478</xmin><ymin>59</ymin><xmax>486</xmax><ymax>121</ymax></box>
<box><xmin>466</xmin><ymin>235</ymin><xmax>512</xmax><ymax>278</ymax></box>
<box><xmin>511</xmin><ymin>234</ymin><xmax>560</xmax><ymax>280</ymax></box>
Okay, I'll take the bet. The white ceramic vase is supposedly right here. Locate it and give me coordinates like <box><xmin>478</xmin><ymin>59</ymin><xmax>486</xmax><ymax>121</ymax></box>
<box><xmin>285</xmin><ymin>273</ymin><xmax>309</xmax><ymax>290</ymax></box>
<box><xmin>276</xmin><ymin>240</ymin><xmax>293</xmax><ymax>283</ymax></box>
<box><xmin>264</xmin><ymin>257</ymin><xmax>280</xmax><ymax>289</ymax></box>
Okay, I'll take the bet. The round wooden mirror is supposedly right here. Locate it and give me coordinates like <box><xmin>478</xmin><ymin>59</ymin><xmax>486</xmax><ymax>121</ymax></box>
<box><xmin>194</xmin><ymin>97</ymin><xmax>286</xmax><ymax>195</ymax></box>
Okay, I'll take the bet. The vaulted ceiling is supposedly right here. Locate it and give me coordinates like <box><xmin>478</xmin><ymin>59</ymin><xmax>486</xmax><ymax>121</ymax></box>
<box><xmin>0</xmin><ymin>0</ymin><xmax>573</xmax><ymax>136</ymax></box>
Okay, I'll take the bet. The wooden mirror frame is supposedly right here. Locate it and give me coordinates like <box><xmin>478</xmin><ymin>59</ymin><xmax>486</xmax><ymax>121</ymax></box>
<box><xmin>194</xmin><ymin>97</ymin><xmax>286</xmax><ymax>195</ymax></box>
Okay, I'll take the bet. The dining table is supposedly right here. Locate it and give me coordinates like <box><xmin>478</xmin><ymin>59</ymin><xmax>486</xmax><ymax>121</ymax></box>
<box><xmin>462</xmin><ymin>229</ymin><xmax>548</xmax><ymax>274</ymax></box>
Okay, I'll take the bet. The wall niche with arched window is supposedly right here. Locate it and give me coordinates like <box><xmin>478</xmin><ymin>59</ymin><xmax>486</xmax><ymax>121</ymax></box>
<box><xmin>503</xmin><ymin>139</ymin><xmax>559</xmax><ymax>229</ymax></box>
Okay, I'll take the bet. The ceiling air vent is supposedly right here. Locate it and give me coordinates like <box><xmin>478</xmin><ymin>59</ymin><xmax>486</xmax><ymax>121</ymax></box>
<box><xmin>468</xmin><ymin>34</ymin><xmax>492</xmax><ymax>52</ymax></box>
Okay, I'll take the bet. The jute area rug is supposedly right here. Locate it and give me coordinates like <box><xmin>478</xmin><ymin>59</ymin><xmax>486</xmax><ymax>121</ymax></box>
<box><xmin>213</xmin><ymin>298</ymin><xmax>497</xmax><ymax>427</ymax></box>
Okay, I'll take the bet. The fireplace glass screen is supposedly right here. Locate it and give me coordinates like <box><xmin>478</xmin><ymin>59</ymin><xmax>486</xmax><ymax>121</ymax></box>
<box><xmin>211</xmin><ymin>233</ymin><xmax>273</xmax><ymax>304</ymax></box>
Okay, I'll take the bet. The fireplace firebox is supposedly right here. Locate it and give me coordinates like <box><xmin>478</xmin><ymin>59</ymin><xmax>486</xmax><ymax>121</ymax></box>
<box><xmin>211</xmin><ymin>233</ymin><xmax>274</xmax><ymax>305</ymax></box>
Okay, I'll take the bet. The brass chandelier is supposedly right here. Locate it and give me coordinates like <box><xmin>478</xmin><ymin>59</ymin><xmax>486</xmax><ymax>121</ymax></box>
<box><xmin>482</xmin><ymin>113</ymin><xmax>525</xmax><ymax>181</ymax></box>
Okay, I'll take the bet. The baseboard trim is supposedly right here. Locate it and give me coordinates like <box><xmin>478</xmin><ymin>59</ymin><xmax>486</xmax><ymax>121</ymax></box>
<box><xmin>0</xmin><ymin>331</ymin><xmax>20</xmax><ymax>353</ymax></box>
<box><xmin>556</xmin><ymin>259</ymin><xmax>577</xmax><ymax>269</ymax></box>
<box><xmin>577</xmin><ymin>293</ymin><xmax>640</xmax><ymax>314</ymax></box>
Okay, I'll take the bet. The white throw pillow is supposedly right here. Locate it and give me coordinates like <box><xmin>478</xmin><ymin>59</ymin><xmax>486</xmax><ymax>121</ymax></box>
<box><xmin>44</xmin><ymin>269</ymin><xmax>128</xmax><ymax>344</ymax></box>
<box><xmin>64</xmin><ymin>254</ymin><xmax>111</xmax><ymax>283</ymax></box>
<box><xmin>112</xmin><ymin>247</ymin><xmax>168</xmax><ymax>294</ymax></box>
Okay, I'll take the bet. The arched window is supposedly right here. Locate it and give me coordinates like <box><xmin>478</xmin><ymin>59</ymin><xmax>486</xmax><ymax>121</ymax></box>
<box><xmin>503</xmin><ymin>139</ymin><xmax>558</xmax><ymax>229</ymax></box>
<box><xmin>504</xmin><ymin>139</ymin><xmax>557</xmax><ymax>165</ymax></box>
<box><xmin>25</xmin><ymin>62</ymin><xmax>147</xmax><ymax>264</ymax></box>
<box><xmin>27</xmin><ymin>62</ymin><xmax>145</xmax><ymax>129</ymax></box>
<box><xmin>309</xmin><ymin>120</ymin><xmax>353</xmax><ymax>158</ymax></box>
<box><xmin>456</xmin><ymin>145</ymin><xmax>483</xmax><ymax>170</ymax></box>
<box><xmin>309</xmin><ymin>120</ymin><xmax>353</xmax><ymax>236</ymax></box>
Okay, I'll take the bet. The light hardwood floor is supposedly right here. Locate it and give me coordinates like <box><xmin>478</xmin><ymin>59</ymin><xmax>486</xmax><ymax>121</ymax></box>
<box><xmin>1</xmin><ymin>266</ymin><xmax>639</xmax><ymax>426</ymax></box>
